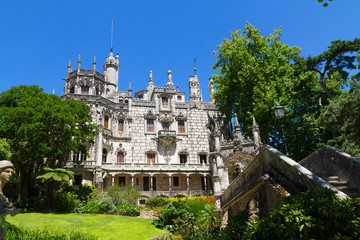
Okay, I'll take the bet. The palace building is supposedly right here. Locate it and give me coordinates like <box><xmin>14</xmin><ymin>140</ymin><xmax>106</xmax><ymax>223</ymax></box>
<box><xmin>62</xmin><ymin>50</ymin><xmax>260</xmax><ymax>200</ymax></box>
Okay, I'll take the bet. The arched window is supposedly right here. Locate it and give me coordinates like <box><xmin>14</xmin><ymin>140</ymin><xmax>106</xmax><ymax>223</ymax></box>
<box><xmin>70</xmin><ymin>87</ymin><xmax>75</xmax><ymax>94</ymax></box>
<box><xmin>104</xmin><ymin>115</ymin><xmax>109</xmax><ymax>129</ymax></box>
<box><xmin>102</xmin><ymin>148</ymin><xmax>107</xmax><ymax>163</ymax></box>
<box><xmin>162</xmin><ymin>97</ymin><xmax>168</xmax><ymax>107</ymax></box>
<box><xmin>118</xmin><ymin>119</ymin><xmax>124</xmax><ymax>132</ymax></box>
<box><xmin>95</xmin><ymin>88</ymin><xmax>99</xmax><ymax>96</ymax></box>
<box><xmin>117</xmin><ymin>152</ymin><xmax>124</xmax><ymax>163</ymax></box>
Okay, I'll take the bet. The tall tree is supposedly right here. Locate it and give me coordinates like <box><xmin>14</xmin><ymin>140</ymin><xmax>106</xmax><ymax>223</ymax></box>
<box><xmin>211</xmin><ymin>23</ymin><xmax>301</xmax><ymax>144</ymax></box>
<box><xmin>319</xmin><ymin>81</ymin><xmax>360</xmax><ymax>157</ymax></box>
<box><xmin>300</xmin><ymin>38</ymin><xmax>360</xmax><ymax>100</ymax></box>
<box><xmin>0</xmin><ymin>85</ymin><xmax>97</xmax><ymax>198</ymax></box>
<box><xmin>36</xmin><ymin>167</ymin><xmax>74</xmax><ymax>207</ymax></box>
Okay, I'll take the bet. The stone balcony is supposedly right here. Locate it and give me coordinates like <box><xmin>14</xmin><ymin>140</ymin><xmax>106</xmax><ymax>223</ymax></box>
<box><xmin>157</xmin><ymin>130</ymin><xmax>177</xmax><ymax>145</ymax></box>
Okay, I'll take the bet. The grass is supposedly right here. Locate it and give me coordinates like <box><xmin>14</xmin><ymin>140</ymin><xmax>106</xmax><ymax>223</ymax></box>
<box><xmin>6</xmin><ymin>212</ymin><xmax>168</xmax><ymax>240</ymax></box>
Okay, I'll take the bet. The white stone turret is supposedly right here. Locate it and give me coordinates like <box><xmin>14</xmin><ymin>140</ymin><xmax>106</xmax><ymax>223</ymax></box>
<box><xmin>67</xmin><ymin>60</ymin><xmax>72</xmax><ymax>75</ymax></box>
<box><xmin>209</xmin><ymin>78</ymin><xmax>214</xmax><ymax>103</ymax></box>
<box><xmin>93</xmin><ymin>57</ymin><xmax>96</xmax><ymax>71</ymax></box>
<box><xmin>146</xmin><ymin>69</ymin><xmax>155</xmax><ymax>100</ymax></box>
<box><xmin>189</xmin><ymin>67</ymin><xmax>201</xmax><ymax>101</ymax></box>
<box><xmin>77</xmin><ymin>55</ymin><xmax>81</xmax><ymax>71</ymax></box>
<box><xmin>103</xmin><ymin>50</ymin><xmax>119</xmax><ymax>96</ymax></box>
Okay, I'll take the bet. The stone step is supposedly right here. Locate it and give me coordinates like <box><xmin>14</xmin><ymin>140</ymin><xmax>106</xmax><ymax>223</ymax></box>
<box><xmin>328</xmin><ymin>181</ymin><xmax>348</xmax><ymax>187</ymax></box>
<box><xmin>323</xmin><ymin>176</ymin><xmax>340</xmax><ymax>182</ymax></box>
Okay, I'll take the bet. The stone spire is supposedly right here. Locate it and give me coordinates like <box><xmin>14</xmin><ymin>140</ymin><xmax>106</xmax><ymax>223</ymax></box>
<box><xmin>67</xmin><ymin>60</ymin><xmax>72</xmax><ymax>74</ymax></box>
<box><xmin>77</xmin><ymin>55</ymin><xmax>81</xmax><ymax>69</ymax></box>
<box><xmin>233</xmin><ymin>113</ymin><xmax>244</xmax><ymax>142</ymax></box>
<box><xmin>129</xmin><ymin>82</ymin><xmax>132</xmax><ymax>92</ymax></box>
<box><xmin>166</xmin><ymin>69</ymin><xmax>174</xmax><ymax>87</ymax></box>
<box><xmin>149</xmin><ymin>69</ymin><xmax>153</xmax><ymax>83</ymax></box>
<box><xmin>209</xmin><ymin>78</ymin><xmax>214</xmax><ymax>103</ymax></box>
<box><xmin>93</xmin><ymin>57</ymin><xmax>96</xmax><ymax>71</ymax></box>
<box><xmin>116</xmin><ymin>53</ymin><xmax>119</xmax><ymax>65</ymax></box>
<box><xmin>252</xmin><ymin>117</ymin><xmax>261</xmax><ymax>147</ymax></box>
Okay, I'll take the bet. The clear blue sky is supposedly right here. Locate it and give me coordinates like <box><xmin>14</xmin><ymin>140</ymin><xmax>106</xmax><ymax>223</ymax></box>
<box><xmin>0</xmin><ymin>0</ymin><xmax>359</xmax><ymax>101</ymax></box>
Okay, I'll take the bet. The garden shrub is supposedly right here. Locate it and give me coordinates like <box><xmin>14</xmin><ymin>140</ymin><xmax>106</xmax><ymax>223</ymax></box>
<box><xmin>98</xmin><ymin>196</ymin><xmax>116</xmax><ymax>213</ymax></box>
<box><xmin>219</xmin><ymin>210</ymin><xmax>250</xmax><ymax>240</ymax></box>
<box><xmin>75</xmin><ymin>198</ymin><xmax>100</xmax><ymax>213</ymax></box>
<box><xmin>146</xmin><ymin>196</ymin><xmax>169</xmax><ymax>208</ymax></box>
<box><xmin>116</xmin><ymin>204</ymin><xmax>142</xmax><ymax>216</ymax></box>
<box><xmin>153</xmin><ymin>201</ymin><xmax>196</xmax><ymax>232</ymax></box>
<box><xmin>105</xmin><ymin>185</ymin><xmax>140</xmax><ymax>206</ymax></box>
<box><xmin>243</xmin><ymin>188</ymin><xmax>360</xmax><ymax>240</ymax></box>
<box><xmin>54</xmin><ymin>191</ymin><xmax>79</xmax><ymax>212</ymax></box>
<box><xmin>14</xmin><ymin>195</ymin><xmax>47</xmax><ymax>211</ymax></box>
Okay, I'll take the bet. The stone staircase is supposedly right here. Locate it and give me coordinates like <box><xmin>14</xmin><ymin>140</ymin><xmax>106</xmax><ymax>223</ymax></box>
<box><xmin>316</xmin><ymin>173</ymin><xmax>360</xmax><ymax>198</ymax></box>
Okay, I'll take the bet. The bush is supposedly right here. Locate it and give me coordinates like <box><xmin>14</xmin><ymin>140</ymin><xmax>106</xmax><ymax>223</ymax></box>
<box><xmin>105</xmin><ymin>185</ymin><xmax>140</xmax><ymax>206</ymax></box>
<box><xmin>98</xmin><ymin>196</ymin><xmax>116</xmax><ymax>213</ymax></box>
<box><xmin>54</xmin><ymin>191</ymin><xmax>79</xmax><ymax>212</ymax></box>
<box><xmin>116</xmin><ymin>204</ymin><xmax>142</xmax><ymax>216</ymax></box>
<box><xmin>14</xmin><ymin>195</ymin><xmax>47</xmax><ymax>211</ymax></box>
<box><xmin>153</xmin><ymin>201</ymin><xmax>196</xmax><ymax>232</ymax></box>
<box><xmin>146</xmin><ymin>196</ymin><xmax>169</xmax><ymax>208</ymax></box>
<box><xmin>75</xmin><ymin>198</ymin><xmax>100</xmax><ymax>213</ymax></box>
<box><xmin>218</xmin><ymin>188</ymin><xmax>360</xmax><ymax>240</ymax></box>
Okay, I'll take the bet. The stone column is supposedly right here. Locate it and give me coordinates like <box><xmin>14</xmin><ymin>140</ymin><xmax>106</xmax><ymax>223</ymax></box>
<box><xmin>131</xmin><ymin>175</ymin><xmax>134</xmax><ymax>187</ymax></box>
<box><xmin>96</xmin><ymin>127</ymin><xmax>103</xmax><ymax>166</ymax></box>
<box><xmin>204</xmin><ymin>175</ymin><xmax>208</xmax><ymax>191</ymax></box>
<box><xmin>169</xmin><ymin>175</ymin><xmax>172</xmax><ymax>192</ymax></box>
<box><xmin>186</xmin><ymin>175</ymin><xmax>190</xmax><ymax>195</ymax></box>
<box><xmin>150</xmin><ymin>174</ymin><xmax>153</xmax><ymax>192</ymax></box>
<box><xmin>111</xmin><ymin>174</ymin><xmax>115</xmax><ymax>186</ymax></box>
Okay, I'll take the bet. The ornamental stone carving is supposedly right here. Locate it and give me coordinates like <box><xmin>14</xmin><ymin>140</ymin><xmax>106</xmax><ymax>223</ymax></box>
<box><xmin>159</xmin><ymin>112</ymin><xmax>174</xmax><ymax>123</ymax></box>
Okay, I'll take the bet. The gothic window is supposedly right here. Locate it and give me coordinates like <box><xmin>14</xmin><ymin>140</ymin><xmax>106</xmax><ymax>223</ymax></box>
<box><xmin>118</xmin><ymin>119</ymin><xmax>124</xmax><ymax>132</ymax></box>
<box><xmin>102</xmin><ymin>148</ymin><xmax>107</xmax><ymax>163</ymax></box>
<box><xmin>70</xmin><ymin>87</ymin><xmax>75</xmax><ymax>94</ymax></box>
<box><xmin>232</xmin><ymin>168</ymin><xmax>240</xmax><ymax>181</ymax></box>
<box><xmin>162</xmin><ymin>97</ymin><xmax>168</xmax><ymax>107</ymax></box>
<box><xmin>177</xmin><ymin>96</ymin><xmax>182</xmax><ymax>100</ymax></box>
<box><xmin>147</xmin><ymin>153</ymin><xmax>155</xmax><ymax>164</ymax></box>
<box><xmin>173</xmin><ymin>176</ymin><xmax>179</xmax><ymax>187</ymax></box>
<box><xmin>200</xmin><ymin>154</ymin><xmax>207</xmax><ymax>164</ymax></box>
<box><xmin>178</xmin><ymin>120</ymin><xmax>185</xmax><ymax>133</ymax></box>
<box><xmin>147</xmin><ymin>119</ymin><xmax>154</xmax><ymax>132</ymax></box>
<box><xmin>104</xmin><ymin>115</ymin><xmax>109</xmax><ymax>129</ymax></box>
<box><xmin>180</xmin><ymin>154</ymin><xmax>187</xmax><ymax>164</ymax></box>
<box><xmin>72</xmin><ymin>145</ymin><xmax>87</xmax><ymax>162</ymax></box>
<box><xmin>81</xmin><ymin>86</ymin><xmax>89</xmax><ymax>94</ymax></box>
<box><xmin>95</xmin><ymin>88</ymin><xmax>99</xmax><ymax>95</ymax></box>
<box><xmin>162</xmin><ymin>122</ymin><xmax>169</xmax><ymax>131</ymax></box>
<box><xmin>117</xmin><ymin>152</ymin><xmax>124</xmax><ymax>163</ymax></box>
<box><xmin>119</xmin><ymin>99</ymin><xmax>123</xmax><ymax>103</ymax></box>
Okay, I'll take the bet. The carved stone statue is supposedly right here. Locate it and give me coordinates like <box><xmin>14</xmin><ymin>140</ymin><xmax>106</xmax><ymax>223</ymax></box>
<box><xmin>0</xmin><ymin>160</ymin><xmax>19</xmax><ymax>240</ymax></box>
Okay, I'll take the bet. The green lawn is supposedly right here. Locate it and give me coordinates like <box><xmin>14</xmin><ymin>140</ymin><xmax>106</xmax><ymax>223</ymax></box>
<box><xmin>7</xmin><ymin>213</ymin><xmax>168</xmax><ymax>240</ymax></box>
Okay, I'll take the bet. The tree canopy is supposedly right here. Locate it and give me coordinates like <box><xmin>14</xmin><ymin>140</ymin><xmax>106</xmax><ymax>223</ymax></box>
<box><xmin>211</xmin><ymin>23</ymin><xmax>359</xmax><ymax>160</ymax></box>
<box><xmin>0</xmin><ymin>85</ymin><xmax>97</xmax><ymax>198</ymax></box>
<box><xmin>319</xmin><ymin>81</ymin><xmax>360</xmax><ymax>157</ymax></box>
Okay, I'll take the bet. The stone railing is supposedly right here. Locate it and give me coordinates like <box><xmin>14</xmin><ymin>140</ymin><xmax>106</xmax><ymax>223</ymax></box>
<box><xmin>220</xmin><ymin>145</ymin><xmax>348</xmax><ymax>209</ymax></box>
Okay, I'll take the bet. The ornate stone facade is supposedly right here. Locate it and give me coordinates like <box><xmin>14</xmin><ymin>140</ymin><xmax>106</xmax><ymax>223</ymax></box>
<box><xmin>62</xmin><ymin>50</ymin><xmax>260</xmax><ymax>200</ymax></box>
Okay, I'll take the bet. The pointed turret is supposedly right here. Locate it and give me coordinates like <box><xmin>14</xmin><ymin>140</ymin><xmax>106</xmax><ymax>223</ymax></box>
<box><xmin>209</xmin><ymin>78</ymin><xmax>214</xmax><ymax>103</ymax></box>
<box><xmin>93</xmin><ymin>57</ymin><xmax>96</xmax><ymax>71</ymax></box>
<box><xmin>149</xmin><ymin>69</ymin><xmax>153</xmax><ymax>83</ymax></box>
<box><xmin>67</xmin><ymin>60</ymin><xmax>72</xmax><ymax>74</ymax></box>
<box><xmin>77</xmin><ymin>55</ymin><xmax>81</xmax><ymax>69</ymax></box>
<box><xmin>165</xmin><ymin>69</ymin><xmax>175</xmax><ymax>89</ymax></box>
<box><xmin>103</xmin><ymin>50</ymin><xmax>119</xmax><ymax>96</ymax></box>
<box><xmin>233</xmin><ymin>113</ymin><xmax>244</xmax><ymax>142</ymax></box>
<box><xmin>129</xmin><ymin>82</ymin><xmax>132</xmax><ymax>92</ymax></box>
<box><xmin>252</xmin><ymin>117</ymin><xmax>261</xmax><ymax>147</ymax></box>
<box><xmin>189</xmin><ymin>66</ymin><xmax>201</xmax><ymax>101</ymax></box>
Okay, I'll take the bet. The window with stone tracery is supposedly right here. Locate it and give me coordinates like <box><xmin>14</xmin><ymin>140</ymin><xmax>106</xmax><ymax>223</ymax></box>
<box><xmin>102</xmin><ymin>148</ymin><xmax>107</xmax><ymax>163</ymax></box>
<box><xmin>162</xmin><ymin>122</ymin><xmax>169</xmax><ymax>131</ymax></box>
<box><xmin>81</xmin><ymin>86</ymin><xmax>89</xmax><ymax>94</ymax></box>
<box><xmin>104</xmin><ymin>115</ymin><xmax>109</xmax><ymax>129</ymax></box>
<box><xmin>162</xmin><ymin>97</ymin><xmax>168</xmax><ymax>107</ymax></box>
<box><xmin>146</xmin><ymin>119</ymin><xmax>154</xmax><ymax>132</ymax></box>
<box><xmin>118</xmin><ymin>119</ymin><xmax>124</xmax><ymax>132</ymax></box>
<box><xmin>178</xmin><ymin>120</ymin><xmax>185</xmax><ymax>133</ymax></box>
<box><xmin>147</xmin><ymin>153</ymin><xmax>155</xmax><ymax>164</ymax></box>
<box><xmin>70</xmin><ymin>87</ymin><xmax>75</xmax><ymax>94</ymax></box>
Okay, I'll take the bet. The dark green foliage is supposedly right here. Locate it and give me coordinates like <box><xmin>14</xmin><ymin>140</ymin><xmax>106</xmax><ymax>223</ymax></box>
<box><xmin>219</xmin><ymin>211</ymin><xmax>250</xmax><ymax>240</ymax></box>
<box><xmin>54</xmin><ymin>185</ymin><xmax>98</xmax><ymax>212</ymax></box>
<box><xmin>223</xmin><ymin>188</ymin><xmax>360</xmax><ymax>240</ymax></box>
<box><xmin>0</xmin><ymin>139</ymin><xmax>10</xmax><ymax>160</ymax></box>
<box><xmin>5</xmin><ymin>227</ymin><xmax>98</xmax><ymax>240</ymax></box>
<box><xmin>98</xmin><ymin>196</ymin><xmax>116</xmax><ymax>213</ymax></box>
<box><xmin>317</xmin><ymin>0</ymin><xmax>333</xmax><ymax>7</ymax></box>
<box><xmin>320</xmin><ymin>81</ymin><xmax>360</xmax><ymax>157</ymax></box>
<box><xmin>146</xmin><ymin>196</ymin><xmax>170</xmax><ymax>208</ymax></box>
<box><xmin>105</xmin><ymin>185</ymin><xmax>140</xmax><ymax>205</ymax></box>
<box><xmin>0</xmin><ymin>85</ymin><xmax>97</xmax><ymax>198</ymax></box>
<box><xmin>54</xmin><ymin>191</ymin><xmax>79</xmax><ymax>212</ymax></box>
<box><xmin>116</xmin><ymin>204</ymin><xmax>142</xmax><ymax>216</ymax></box>
<box><xmin>153</xmin><ymin>201</ymin><xmax>196</xmax><ymax>232</ymax></box>
<box><xmin>14</xmin><ymin>195</ymin><xmax>47</xmax><ymax>211</ymax></box>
